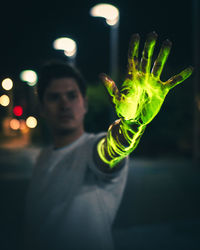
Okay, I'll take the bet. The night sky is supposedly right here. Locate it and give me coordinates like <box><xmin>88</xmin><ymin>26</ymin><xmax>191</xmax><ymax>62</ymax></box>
<box><xmin>0</xmin><ymin>0</ymin><xmax>198</xmax><ymax>155</ymax></box>
<box><xmin>0</xmin><ymin>0</ymin><xmax>194</xmax><ymax>83</ymax></box>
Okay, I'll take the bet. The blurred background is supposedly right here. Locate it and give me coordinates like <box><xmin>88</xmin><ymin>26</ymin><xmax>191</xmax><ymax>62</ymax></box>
<box><xmin>0</xmin><ymin>0</ymin><xmax>199</xmax><ymax>249</ymax></box>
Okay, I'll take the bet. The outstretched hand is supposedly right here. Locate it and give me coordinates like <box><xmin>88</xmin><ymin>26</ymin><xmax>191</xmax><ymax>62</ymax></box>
<box><xmin>100</xmin><ymin>32</ymin><xmax>193</xmax><ymax>125</ymax></box>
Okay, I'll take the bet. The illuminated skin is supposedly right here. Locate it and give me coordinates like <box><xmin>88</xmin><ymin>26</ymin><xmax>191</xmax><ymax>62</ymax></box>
<box><xmin>98</xmin><ymin>32</ymin><xmax>193</xmax><ymax>167</ymax></box>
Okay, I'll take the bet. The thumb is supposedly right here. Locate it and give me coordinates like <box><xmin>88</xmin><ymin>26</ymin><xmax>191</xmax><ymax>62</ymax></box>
<box><xmin>99</xmin><ymin>73</ymin><xmax>120</xmax><ymax>104</ymax></box>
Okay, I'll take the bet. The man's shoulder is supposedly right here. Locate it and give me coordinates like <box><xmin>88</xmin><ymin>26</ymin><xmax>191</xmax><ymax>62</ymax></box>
<box><xmin>79</xmin><ymin>132</ymin><xmax>106</xmax><ymax>154</ymax></box>
<box><xmin>83</xmin><ymin>132</ymin><xmax>106</xmax><ymax>143</ymax></box>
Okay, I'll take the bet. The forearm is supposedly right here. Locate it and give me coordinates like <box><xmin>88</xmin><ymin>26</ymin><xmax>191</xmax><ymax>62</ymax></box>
<box><xmin>97</xmin><ymin>118</ymin><xmax>146</xmax><ymax>168</ymax></box>
<box><xmin>97</xmin><ymin>32</ymin><xmax>193</xmax><ymax>169</ymax></box>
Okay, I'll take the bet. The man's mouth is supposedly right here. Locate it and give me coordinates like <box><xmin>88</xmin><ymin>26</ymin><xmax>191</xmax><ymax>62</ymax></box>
<box><xmin>58</xmin><ymin>113</ymin><xmax>74</xmax><ymax>120</ymax></box>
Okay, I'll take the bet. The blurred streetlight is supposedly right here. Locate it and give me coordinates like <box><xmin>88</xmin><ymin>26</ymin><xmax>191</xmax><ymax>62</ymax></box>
<box><xmin>1</xmin><ymin>78</ymin><xmax>14</xmax><ymax>116</ymax></box>
<box><xmin>13</xmin><ymin>105</ymin><xmax>23</xmax><ymax>117</ymax></box>
<box><xmin>90</xmin><ymin>4</ymin><xmax>119</xmax><ymax>26</ymax></box>
<box><xmin>10</xmin><ymin>118</ymin><xmax>20</xmax><ymax>130</ymax></box>
<box><xmin>20</xmin><ymin>69</ymin><xmax>38</xmax><ymax>115</ymax></box>
<box><xmin>0</xmin><ymin>94</ymin><xmax>10</xmax><ymax>106</ymax></box>
<box><xmin>20</xmin><ymin>70</ymin><xmax>38</xmax><ymax>86</ymax></box>
<box><xmin>2</xmin><ymin>78</ymin><xmax>13</xmax><ymax>90</ymax></box>
<box><xmin>53</xmin><ymin>37</ymin><xmax>77</xmax><ymax>65</ymax></box>
<box><xmin>26</xmin><ymin>116</ymin><xmax>37</xmax><ymax>128</ymax></box>
<box><xmin>90</xmin><ymin>3</ymin><xmax>120</xmax><ymax>81</ymax></box>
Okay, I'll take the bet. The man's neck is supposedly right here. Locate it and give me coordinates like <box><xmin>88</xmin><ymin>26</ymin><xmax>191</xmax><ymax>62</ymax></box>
<box><xmin>53</xmin><ymin>129</ymin><xmax>84</xmax><ymax>149</ymax></box>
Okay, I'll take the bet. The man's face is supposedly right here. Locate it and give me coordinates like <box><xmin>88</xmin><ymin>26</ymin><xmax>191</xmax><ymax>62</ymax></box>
<box><xmin>41</xmin><ymin>77</ymin><xmax>87</xmax><ymax>135</ymax></box>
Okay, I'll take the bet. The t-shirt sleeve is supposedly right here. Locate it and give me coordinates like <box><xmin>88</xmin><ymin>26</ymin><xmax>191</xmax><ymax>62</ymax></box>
<box><xmin>86</xmin><ymin>133</ymin><xmax>129</xmax><ymax>224</ymax></box>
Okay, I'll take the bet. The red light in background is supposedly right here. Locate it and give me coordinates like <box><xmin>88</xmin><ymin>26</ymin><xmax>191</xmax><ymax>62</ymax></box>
<box><xmin>13</xmin><ymin>106</ymin><xmax>23</xmax><ymax>116</ymax></box>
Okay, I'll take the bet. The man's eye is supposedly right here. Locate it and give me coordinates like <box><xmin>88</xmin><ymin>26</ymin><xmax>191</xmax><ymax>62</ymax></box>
<box><xmin>68</xmin><ymin>92</ymin><xmax>78</xmax><ymax>100</ymax></box>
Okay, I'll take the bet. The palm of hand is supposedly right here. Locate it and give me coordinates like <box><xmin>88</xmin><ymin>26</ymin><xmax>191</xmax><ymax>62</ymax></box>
<box><xmin>116</xmin><ymin>73</ymin><xmax>168</xmax><ymax>124</ymax></box>
<box><xmin>101</xmin><ymin>32</ymin><xmax>193</xmax><ymax>125</ymax></box>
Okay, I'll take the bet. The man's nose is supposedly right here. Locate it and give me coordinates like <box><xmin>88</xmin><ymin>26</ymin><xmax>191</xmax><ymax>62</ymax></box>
<box><xmin>59</xmin><ymin>96</ymin><xmax>71</xmax><ymax>108</ymax></box>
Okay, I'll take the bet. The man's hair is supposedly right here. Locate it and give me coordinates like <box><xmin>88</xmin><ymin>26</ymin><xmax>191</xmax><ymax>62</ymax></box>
<box><xmin>37</xmin><ymin>60</ymin><xmax>87</xmax><ymax>102</ymax></box>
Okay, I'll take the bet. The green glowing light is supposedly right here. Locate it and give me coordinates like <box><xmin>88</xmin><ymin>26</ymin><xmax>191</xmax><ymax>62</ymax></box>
<box><xmin>98</xmin><ymin>32</ymin><xmax>193</xmax><ymax>167</ymax></box>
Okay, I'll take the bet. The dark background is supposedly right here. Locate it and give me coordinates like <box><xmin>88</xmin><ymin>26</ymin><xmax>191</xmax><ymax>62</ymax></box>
<box><xmin>0</xmin><ymin>0</ymin><xmax>194</xmax><ymax>79</ymax></box>
<box><xmin>0</xmin><ymin>2</ymin><xmax>200</xmax><ymax>250</ymax></box>
<box><xmin>0</xmin><ymin>0</ymin><xmax>196</xmax><ymax>156</ymax></box>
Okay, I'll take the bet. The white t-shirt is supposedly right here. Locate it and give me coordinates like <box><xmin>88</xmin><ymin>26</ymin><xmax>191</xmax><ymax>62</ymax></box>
<box><xmin>25</xmin><ymin>133</ymin><xmax>128</xmax><ymax>250</ymax></box>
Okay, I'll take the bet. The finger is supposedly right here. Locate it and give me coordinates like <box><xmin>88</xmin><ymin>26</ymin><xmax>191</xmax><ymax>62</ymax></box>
<box><xmin>151</xmin><ymin>39</ymin><xmax>172</xmax><ymax>79</ymax></box>
<box><xmin>127</xmin><ymin>33</ymin><xmax>140</xmax><ymax>78</ymax></box>
<box><xmin>140</xmin><ymin>31</ymin><xmax>158</xmax><ymax>73</ymax></box>
<box><xmin>99</xmin><ymin>73</ymin><xmax>120</xmax><ymax>102</ymax></box>
<box><xmin>165</xmin><ymin>66</ymin><xmax>193</xmax><ymax>89</ymax></box>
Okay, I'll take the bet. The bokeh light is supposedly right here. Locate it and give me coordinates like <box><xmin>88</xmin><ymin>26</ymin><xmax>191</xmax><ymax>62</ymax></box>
<box><xmin>20</xmin><ymin>70</ymin><xmax>38</xmax><ymax>86</ymax></box>
<box><xmin>26</xmin><ymin>116</ymin><xmax>37</xmax><ymax>128</ymax></box>
<box><xmin>19</xmin><ymin>119</ymin><xmax>29</xmax><ymax>133</ymax></box>
<box><xmin>0</xmin><ymin>95</ymin><xmax>10</xmax><ymax>106</ymax></box>
<box><xmin>2</xmin><ymin>78</ymin><xmax>13</xmax><ymax>90</ymax></box>
<box><xmin>13</xmin><ymin>106</ymin><xmax>23</xmax><ymax>116</ymax></box>
<box><xmin>53</xmin><ymin>37</ymin><xmax>77</xmax><ymax>57</ymax></box>
<box><xmin>19</xmin><ymin>120</ymin><xmax>26</xmax><ymax>130</ymax></box>
<box><xmin>90</xmin><ymin>4</ymin><xmax>119</xmax><ymax>26</ymax></box>
<box><xmin>10</xmin><ymin>119</ymin><xmax>20</xmax><ymax>130</ymax></box>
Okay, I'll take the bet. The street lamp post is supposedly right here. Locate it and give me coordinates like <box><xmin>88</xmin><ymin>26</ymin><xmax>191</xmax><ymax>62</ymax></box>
<box><xmin>193</xmin><ymin>0</ymin><xmax>200</xmax><ymax>164</ymax></box>
<box><xmin>110</xmin><ymin>21</ymin><xmax>119</xmax><ymax>82</ymax></box>
<box><xmin>90</xmin><ymin>4</ymin><xmax>120</xmax><ymax>123</ymax></box>
<box><xmin>20</xmin><ymin>69</ymin><xmax>38</xmax><ymax>113</ymax></box>
<box><xmin>53</xmin><ymin>37</ymin><xmax>77</xmax><ymax>66</ymax></box>
<box><xmin>90</xmin><ymin>3</ymin><xmax>120</xmax><ymax>81</ymax></box>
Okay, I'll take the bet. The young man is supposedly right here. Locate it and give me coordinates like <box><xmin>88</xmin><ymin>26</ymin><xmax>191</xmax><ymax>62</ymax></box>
<box><xmin>24</xmin><ymin>32</ymin><xmax>192</xmax><ymax>250</ymax></box>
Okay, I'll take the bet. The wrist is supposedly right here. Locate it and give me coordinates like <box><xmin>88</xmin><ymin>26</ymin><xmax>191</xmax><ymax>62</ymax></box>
<box><xmin>120</xmin><ymin>117</ymin><xmax>146</xmax><ymax>133</ymax></box>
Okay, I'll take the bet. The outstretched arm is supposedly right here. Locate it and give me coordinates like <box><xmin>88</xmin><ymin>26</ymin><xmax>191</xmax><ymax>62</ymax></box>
<box><xmin>96</xmin><ymin>32</ymin><xmax>193</xmax><ymax>168</ymax></box>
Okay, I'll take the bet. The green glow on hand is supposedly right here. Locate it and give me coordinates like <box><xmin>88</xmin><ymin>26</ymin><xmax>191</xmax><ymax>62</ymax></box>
<box><xmin>97</xmin><ymin>119</ymin><xmax>146</xmax><ymax>167</ymax></box>
<box><xmin>98</xmin><ymin>32</ymin><xmax>193</xmax><ymax>167</ymax></box>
